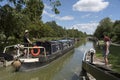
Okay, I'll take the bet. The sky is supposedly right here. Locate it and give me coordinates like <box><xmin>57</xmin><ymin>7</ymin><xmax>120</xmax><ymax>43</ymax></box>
<box><xmin>42</xmin><ymin>0</ymin><xmax>120</xmax><ymax>34</ymax></box>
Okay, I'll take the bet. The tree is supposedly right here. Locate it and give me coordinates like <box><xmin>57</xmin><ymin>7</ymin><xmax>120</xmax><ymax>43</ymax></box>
<box><xmin>29</xmin><ymin>21</ymin><xmax>55</xmax><ymax>39</ymax></box>
<box><xmin>23</xmin><ymin>0</ymin><xmax>44</xmax><ymax>22</ymax></box>
<box><xmin>50</xmin><ymin>0</ymin><xmax>61</xmax><ymax>14</ymax></box>
<box><xmin>94</xmin><ymin>17</ymin><xmax>113</xmax><ymax>39</ymax></box>
<box><xmin>112</xmin><ymin>20</ymin><xmax>120</xmax><ymax>42</ymax></box>
<box><xmin>45</xmin><ymin>21</ymin><xmax>65</xmax><ymax>37</ymax></box>
<box><xmin>0</xmin><ymin>4</ymin><xmax>30</xmax><ymax>43</ymax></box>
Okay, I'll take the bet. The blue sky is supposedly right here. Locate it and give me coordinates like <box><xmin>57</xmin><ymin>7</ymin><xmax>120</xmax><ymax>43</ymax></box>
<box><xmin>42</xmin><ymin>0</ymin><xmax>120</xmax><ymax>34</ymax></box>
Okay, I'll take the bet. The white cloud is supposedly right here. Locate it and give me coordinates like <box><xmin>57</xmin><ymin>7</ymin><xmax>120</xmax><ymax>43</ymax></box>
<box><xmin>44</xmin><ymin>3</ymin><xmax>52</xmax><ymax>10</ymax></box>
<box><xmin>43</xmin><ymin>10</ymin><xmax>55</xmax><ymax>17</ymax></box>
<box><xmin>56</xmin><ymin>16</ymin><xmax>74</xmax><ymax>21</ymax></box>
<box><xmin>71</xmin><ymin>23</ymin><xmax>99</xmax><ymax>34</ymax></box>
<box><xmin>81</xmin><ymin>14</ymin><xmax>91</xmax><ymax>18</ymax></box>
<box><xmin>43</xmin><ymin>4</ymin><xmax>74</xmax><ymax>21</ymax></box>
<box><xmin>73</xmin><ymin>0</ymin><xmax>109</xmax><ymax>12</ymax></box>
<box><xmin>43</xmin><ymin>10</ymin><xmax>74</xmax><ymax>21</ymax></box>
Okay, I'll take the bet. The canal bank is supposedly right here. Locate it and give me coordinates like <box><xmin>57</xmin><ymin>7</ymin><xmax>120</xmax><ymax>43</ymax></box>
<box><xmin>95</xmin><ymin>41</ymin><xmax>120</xmax><ymax>73</ymax></box>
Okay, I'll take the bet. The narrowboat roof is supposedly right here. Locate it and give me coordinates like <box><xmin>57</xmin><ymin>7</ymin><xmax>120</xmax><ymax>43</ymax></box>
<box><xmin>58</xmin><ymin>39</ymin><xmax>73</xmax><ymax>42</ymax></box>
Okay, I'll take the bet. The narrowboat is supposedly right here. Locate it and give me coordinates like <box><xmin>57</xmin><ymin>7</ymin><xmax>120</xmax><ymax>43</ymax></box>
<box><xmin>0</xmin><ymin>39</ymin><xmax>74</xmax><ymax>71</ymax></box>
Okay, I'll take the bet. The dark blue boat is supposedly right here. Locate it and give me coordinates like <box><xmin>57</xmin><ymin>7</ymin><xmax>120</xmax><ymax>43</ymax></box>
<box><xmin>1</xmin><ymin>39</ymin><xmax>75</xmax><ymax>71</ymax></box>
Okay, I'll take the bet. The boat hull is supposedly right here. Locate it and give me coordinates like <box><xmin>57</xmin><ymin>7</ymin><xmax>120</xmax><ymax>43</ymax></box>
<box><xmin>19</xmin><ymin>46</ymin><xmax>74</xmax><ymax>71</ymax></box>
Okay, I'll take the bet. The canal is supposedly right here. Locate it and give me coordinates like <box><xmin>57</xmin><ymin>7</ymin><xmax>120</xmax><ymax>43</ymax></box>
<box><xmin>0</xmin><ymin>41</ymin><xmax>94</xmax><ymax>80</ymax></box>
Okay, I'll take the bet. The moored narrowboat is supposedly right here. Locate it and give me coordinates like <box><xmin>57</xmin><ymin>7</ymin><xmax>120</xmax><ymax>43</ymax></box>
<box><xmin>0</xmin><ymin>39</ymin><xmax>75</xmax><ymax>71</ymax></box>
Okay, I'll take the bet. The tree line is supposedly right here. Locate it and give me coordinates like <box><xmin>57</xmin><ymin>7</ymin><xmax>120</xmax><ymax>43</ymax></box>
<box><xmin>0</xmin><ymin>0</ymin><xmax>86</xmax><ymax>51</ymax></box>
<box><xmin>94</xmin><ymin>17</ymin><xmax>120</xmax><ymax>43</ymax></box>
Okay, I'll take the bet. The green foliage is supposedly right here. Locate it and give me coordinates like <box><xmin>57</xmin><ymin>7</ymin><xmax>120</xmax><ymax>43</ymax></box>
<box><xmin>94</xmin><ymin>17</ymin><xmax>120</xmax><ymax>40</ymax></box>
<box><xmin>94</xmin><ymin>17</ymin><xmax>113</xmax><ymax>39</ymax></box>
<box><xmin>45</xmin><ymin>21</ymin><xmax>86</xmax><ymax>38</ymax></box>
<box><xmin>94</xmin><ymin>17</ymin><xmax>120</xmax><ymax>43</ymax></box>
<box><xmin>112</xmin><ymin>20</ymin><xmax>120</xmax><ymax>42</ymax></box>
<box><xmin>50</xmin><ymin>0</ymin><xmax>61</xmax><ymax>14</ymax></box>
<box><xmin>96</xmin><ymin>45</ymin><xmax>120</xmax><ymax>73</ymax></box>
<box><xmin>45</xmin><ymin>21</ymin><xmax>65</xmax><ymax>37</ymax></box>
<box><xmin>23</xmin><ymin>0</ymin><xmax>44</xmax><ymax>22</ymax></box>
<box><xmin>29</xmin><ymin>21</ymin><xmax>55</xmax><ymax>39</ymax></box>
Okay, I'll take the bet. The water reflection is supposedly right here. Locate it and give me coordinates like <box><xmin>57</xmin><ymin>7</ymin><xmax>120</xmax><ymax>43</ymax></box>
<box><xmin>0</xmin><ymin>41</ymin><xmax>94</xmax><ymax>80</ymax></box>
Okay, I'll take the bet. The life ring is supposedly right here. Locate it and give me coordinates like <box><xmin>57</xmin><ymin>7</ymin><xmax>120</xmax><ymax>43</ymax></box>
<box><xmin>31</xmin><ymin>46</ymin><xmax>40</xmax><ymax>57</ymax></box>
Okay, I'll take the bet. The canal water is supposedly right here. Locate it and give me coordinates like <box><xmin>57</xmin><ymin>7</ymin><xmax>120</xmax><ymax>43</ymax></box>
<box><xmin>0</xmin><ymin>41</ymin><xmax>94</xmax><ymax>80</ymax></box>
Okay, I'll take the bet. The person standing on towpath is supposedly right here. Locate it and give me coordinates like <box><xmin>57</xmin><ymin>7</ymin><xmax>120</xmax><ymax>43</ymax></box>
<box><xmin>103</xmin><ymin>34</ymin><xmax>111</xmax><ymax>66</ymax></box>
